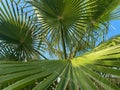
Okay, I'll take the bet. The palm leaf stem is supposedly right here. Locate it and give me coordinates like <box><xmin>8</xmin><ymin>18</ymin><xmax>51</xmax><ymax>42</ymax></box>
<box><xmin>34</xmin><ymin>50</ymin><xmax>48</xmax><ymax>60</ymax></box>
<box><xmin>60</xmin><ymin>20</ymin><xmax>67</xmax><ymax>59</ymax></box>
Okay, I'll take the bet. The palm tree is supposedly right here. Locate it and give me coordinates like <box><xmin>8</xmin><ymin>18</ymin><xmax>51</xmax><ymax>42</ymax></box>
<box><xmin>0</xmin><ymin>0</ymin><xmax>120</xmax><ymax>90</ymax></box>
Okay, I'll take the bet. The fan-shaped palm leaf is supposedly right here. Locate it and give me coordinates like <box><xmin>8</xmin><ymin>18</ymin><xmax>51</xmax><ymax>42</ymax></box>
<box><xmin>0</xmin><ymin>35</ymin><xmax>120</xmax><ymax>90</ymax></box>
<box><xmin>0</xmin><ymin>0</ymin><xmax>46</xmax><ymax>61</ymax></box>
<box><xmin>0</xmin><ymin>0</ymin><xmax>120</xmax><ymax>90</ymax></box>
<box><xmin>27</xmin><ymin>0</ymin><xmax>99</xmax><ymax>59</ymax></box>
<box><xmin>27</xmin><ymin>0</ymin><xmax>120</xmax><ymax>59</ymax></box>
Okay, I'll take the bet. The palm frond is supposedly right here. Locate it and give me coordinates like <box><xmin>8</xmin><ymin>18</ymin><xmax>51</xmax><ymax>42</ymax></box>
<box><xmin>0</xmin><ymin>35</ymin><xmax>120</xmax><ymax>90</ymax></box>
<box><xmin>27</xmin><ymin>0</ymin><xmax>99</xmax><ymax>59</ymax></box>
<box><xmin>96</xmin><ymin>0</ymin><xmax>120</xmax><ymax>21</ymax></box>
<box><xmin>27</xmin><ymin>0</ymin><xmax>120</xmax><ymax>59</ymax></box>
<box><xmin>0</xmin><ymin>0</ymin><xmax>46</xmax><ymax>61</ymax></box>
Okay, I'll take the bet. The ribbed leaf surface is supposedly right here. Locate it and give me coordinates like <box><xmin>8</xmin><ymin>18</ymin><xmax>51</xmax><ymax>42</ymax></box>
<box><xmin>0</xmin><ymin>36</ymin><xmax>120</xmax><ymax>90</ymax></box>
<box><xmin>0</xmin><ymin>0</ymin><xmax>46</xmax><ymax>61</ymax></box>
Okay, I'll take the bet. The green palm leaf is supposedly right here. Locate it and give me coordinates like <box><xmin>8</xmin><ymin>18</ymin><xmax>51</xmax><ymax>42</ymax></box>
<box><xmin>27</xmin><ymin>0</ymin><xmax>100</xmax><ymax>59</ymax></box>
<box><xmin>0</xmin><ymin>36</ymin><xmax>120</xmax><ymax>90</ymax></box>
<box><xmin>0</xmin><ymin>0</ymin><xmax>120</xmax><ymax>90</ymax></box>
<box><xmin>95</xmin><ymin>0</ymin><xmax>120</xmax><ymax>21</ymax></box>
<box><xmin>27</xmin><ymin>0</ymin><xmax>120</xmax><ymax>59</ymax></box>
<box><xmin>0</xmin><ymin>0</ymin><xmax>46</xmax><ymax>61</ymax></box>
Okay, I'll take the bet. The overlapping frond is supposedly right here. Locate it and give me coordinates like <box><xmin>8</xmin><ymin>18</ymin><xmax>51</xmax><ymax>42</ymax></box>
<box><xmin>0</xmin><ymin>36</ymin><xmax>120</xmax><ymax>90</ymax></box>
<box><xmin>0</xmin><ymin>0</ymin><xmax>120</xmax><ymax>90</ymax></box>
<box><xmin>95</xmin><ymin>35</ymin><xmax>120</xmax><ymax>50</ymax></box>
<box><xmin>27</xmin><ymin>0</ymin><xmax>99</xmax><ymax>59</ymax></box>
<box><xmin>27</xmin><ymin>0</ymin><xmax>120</xmax><ymax>59</ymax></box>
<box><xmin>0</xmin><ymin>0</ymin><xmax>46</xmax><ymax>61</ymax></box>
<box><xmin>94</xmin><ymin>0</ymin><xmax>120</xmax><ymax>21</ymax></box>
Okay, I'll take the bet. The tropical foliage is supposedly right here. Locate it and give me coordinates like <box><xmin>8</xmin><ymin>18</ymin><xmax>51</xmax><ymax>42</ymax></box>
<box><xmin>0</xmin><ymin>0</ymin><xmax>120</xmax><ymax>90</ymax></box>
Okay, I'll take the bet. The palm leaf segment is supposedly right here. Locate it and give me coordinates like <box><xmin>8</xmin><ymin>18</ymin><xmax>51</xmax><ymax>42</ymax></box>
<box><xmin>28</xmin><ymin>0</ymin><xmax>99</xmax><ymax>59</ymax></box>
<box><xmin>0</xmin><ymin>36</ymin><xmax>120</xmax><ymax>90</ymax></box>
<box><xmin>28</xmin><ymin>0</ymin><xmax>120</xmax><ymax>59</ymax></box>
<box><xmin>0</xmin><ymin>0</ymin><xmax>45</xmax><ymax>61</ymax></box>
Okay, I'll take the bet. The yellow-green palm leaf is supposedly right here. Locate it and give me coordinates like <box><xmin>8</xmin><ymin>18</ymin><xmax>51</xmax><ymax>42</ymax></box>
<box><xmin>0</xmin><ymin>36</ymin><xmax>120</xmax><ymax>90</ymax></box>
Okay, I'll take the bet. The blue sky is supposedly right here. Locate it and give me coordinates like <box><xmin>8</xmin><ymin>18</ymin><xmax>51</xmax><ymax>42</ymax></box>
<box><xmin>108</xmin><ymin>20</ymin><xmax>120</xmax><ymax>38</ymax></box>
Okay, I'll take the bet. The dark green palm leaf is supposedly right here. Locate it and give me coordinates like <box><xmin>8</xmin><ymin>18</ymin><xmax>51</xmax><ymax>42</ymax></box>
<box><xmin>27</xmin><ymin>0</ymin><xmax>120</xmax><ymax>59</ymax></box>
<box><xmin>27</xmin><ymin>0</ymin><xmax>100</xmax><ymax>59</ymax></box>
<box><xmin>0</xmin><ymin>0</ymin><xmax>46</xmax><ymax>61</ymax></box>
<box><xmin>0</xmin><ymin>36</ymin><xmax>120</xmax><ymax>90</ymax></box>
